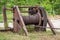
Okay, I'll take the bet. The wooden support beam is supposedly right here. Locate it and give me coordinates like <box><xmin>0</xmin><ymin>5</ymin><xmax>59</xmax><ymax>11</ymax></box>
<box><xmin>13</xmin><ymin>6</ymin><xmax>20</xmax><ymax>33</ymax></box>
<box><xmin>47</xmin><ymin>17</ymin><xmax>56</xmax><ymax>35</ymax></box>
<box><xmin>2</xmin><ymin>5</ymin><xmax>8</xmax><ymax>29</ymax></box>
<box><xmin>13</xmin><ymin>6</ymin><xmax>28</xmax><ymax>36</ymax></box>
<box><xmin>18</xmin><ymin>6</ymin><xmax>38</xmax><ymax>8</ymax></box>
<box><xmin>6</xmin><ymin>8</ymin><xmax>12</xmax><ymax>11</ymax></box>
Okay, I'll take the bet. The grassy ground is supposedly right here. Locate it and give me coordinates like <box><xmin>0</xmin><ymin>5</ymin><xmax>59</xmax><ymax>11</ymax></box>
<box><xmin>0</xmin><ymin>30</ymin><xmax>60</xmax><ymax>40</ymax></box>
<box><xmin>0</xmin><ymin>26</ymin><xmax>60</xmax><ymax>40</ymax></box>
<box><xmin>0</xmin><ymin>25</ymin><xmax>60</xmax><ymax>40</ymax></box>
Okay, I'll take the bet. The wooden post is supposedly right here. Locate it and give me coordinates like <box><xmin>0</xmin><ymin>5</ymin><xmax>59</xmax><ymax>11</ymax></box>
<box><xmin>47</xmin><ymin>17</ymin><xmax>56</xmax><ymax>35</ymax></box>
<box><xmin>13</xmin><ymin>6</ymin><xmax>28</xmax><ymax>36</ymax></box>
<box><xmin>13</xmin><ymin>6</ymin><xmax>20</xmax><ymax>33</ymax></box>
<box><xmin>3</xmin><ymin>5</ymin><xmax>8</xmax><ymax>29</ymax></box>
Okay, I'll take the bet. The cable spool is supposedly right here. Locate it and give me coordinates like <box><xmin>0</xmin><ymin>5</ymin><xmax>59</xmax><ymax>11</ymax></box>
<box><xmin>28</xmin><ymin>7</ymin><xmax>47</xmax><ymax>31</ymax></box>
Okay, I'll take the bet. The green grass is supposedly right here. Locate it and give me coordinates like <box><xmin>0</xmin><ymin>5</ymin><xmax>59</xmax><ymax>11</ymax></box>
<box><xmin>0</xmin><ymin>26</ymin><xmax>60</xmax><ymax>40</ymax></box>
<box><xmin>0</xmin><ymin>14</ymin><xmax>3</xmax><ymax>22</ymax></box>
<box><xmin>0</xmin><ymin>30</ymin><xmax>60</xmax><ymax>40</ymax></box>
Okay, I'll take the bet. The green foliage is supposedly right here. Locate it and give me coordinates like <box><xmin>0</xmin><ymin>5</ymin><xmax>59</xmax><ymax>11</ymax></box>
<box><xmin>0</xmin><ymin>0</ymin><xmax>60</xmax><ymax>15</ymax></box>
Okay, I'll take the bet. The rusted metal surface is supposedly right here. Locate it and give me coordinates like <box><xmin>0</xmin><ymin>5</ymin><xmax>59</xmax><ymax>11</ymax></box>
<box><xmin>28</xmin><ymin>6</ymin><xmax>47</xmax><ymax>31</ymax></box>
<box><xmin>39</xmin><ymin>7</ymin><xmax>47</xmax><ymax>31</ymax></box>
<box><xmin>22</xmin><ymin>14</ymin><xmax>41</xmax><ymax>25</ymax></box>
<box><xmin>2</xmin><ymin>5</ymin><xmax>8</xmax><ymax>29</ymax></box>
<box><xmin>34</xmin><ymin>9</ymin><xmax>42</xmax><ymax>31</ymax></box>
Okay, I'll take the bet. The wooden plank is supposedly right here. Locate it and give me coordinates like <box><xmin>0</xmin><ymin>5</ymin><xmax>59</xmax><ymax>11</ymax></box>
<box><xmin>6</xmin><ymin>8</ymin><xmax>12</xmax><ymax>11</ymax></box>
<box><xmin>38</xmin><ymin>9</ymin><xmax>41</xmax><ymax>25</ymax></box>
<box><xmin>13</xmin><ymin>6</ymin><xmax>28</xmax><ymax>36</ymax></box>
<box><xmin>16</xmin><ymin>6</ymin><xmax>28</xmax><ymax>36</ymax></box>
<box><xmin>13</xmin><ymin>7</ymin><xmax>20</xmax><ymax>33</ymax></box>
<box><xmin>47</xmin><ymin>17</ymin><xmax>56</xmax><ymax>35</ymax></box>
<box><xmin>18</xmin><ymin>6</ymin><xmax>38</xmax><ymax>8</ymax></box>
<box><xmin>2</xmin><ymin>5</ymin><xmax>8</xmax><ymax>29</ymax></box>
